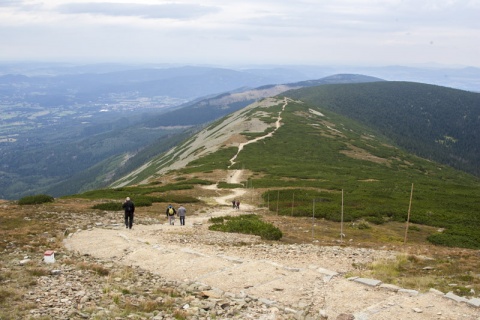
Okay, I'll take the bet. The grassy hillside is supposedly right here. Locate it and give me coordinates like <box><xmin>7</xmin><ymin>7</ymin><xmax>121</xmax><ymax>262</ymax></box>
<box><xmin>177</xmin><ymin>98</ymin><xmax>480</xmax><ymax>249</ymax></box>
<box><xmin>283</xmin><ymin>82</ymin><xmax>480</xmax><ymax>177</ymax></box>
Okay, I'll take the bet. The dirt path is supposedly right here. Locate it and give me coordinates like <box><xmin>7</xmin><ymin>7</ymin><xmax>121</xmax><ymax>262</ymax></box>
<box><xmin>63</xmin><ymin>218</ymin><xmax>479</xmax><ymax>319</ymax></box>
<box><xmin>64</xmin><ymin>156</ymin><xmax>479</xmax><ymax>320</ymax></box>
<box><xmin>229</xmin><ymin>97</ymin><xmax>288</xmax><ymax>168</ymax></box>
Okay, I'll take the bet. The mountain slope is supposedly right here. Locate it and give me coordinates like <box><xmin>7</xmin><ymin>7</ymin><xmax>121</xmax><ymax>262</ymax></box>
<box><xmin>283</xmin><ymin>81</ymin><xmax>480</xmax><ymax>177</ymax></box>
<box><xmin>111</xmin><ymin>94</ymin><xmax>480</xmax><ymax>249</ymax></box>
<box><xmin>0</xmin><ymin>71</ymin><xmax>384</xmax><ymax>199</ymax></box>
<box><xmin>36</xmin><ymin>75</ymin><xmax>383</xmax><ymax>199</ymax></box>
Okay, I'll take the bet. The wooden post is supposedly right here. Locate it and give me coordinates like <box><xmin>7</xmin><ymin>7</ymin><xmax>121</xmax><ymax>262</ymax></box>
<box><xmin>250</xmin><ymin>179</ymin><xmax>253</xmax><ymax>203</ymax></box>
<box><xmin>312</xmin><ymin>199</ymin><xmax>315</xmax><ymax>241</ymax></box>
<box><xmin>276</xmin><ymin>190</ymin><xmax>279</xmax><ymax>215</ymax></box>
<box><xmin>291</xmin><ymin>192</ymin><xmax>295</xmax><ymax>217</ymax></box>
<box><xmin>404</xmin><ymin>183</ymin><xmax>414</xmax><ymax>245</ymax></box>
<box><xmin>341</xmin><ymin>189</ymin><xmax>344</xmax><ymax>242</ymax></box>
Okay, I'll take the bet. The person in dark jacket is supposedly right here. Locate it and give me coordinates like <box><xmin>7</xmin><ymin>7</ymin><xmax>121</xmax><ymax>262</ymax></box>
<box><xmin>122</xmin><ymin>197</ymin><xmax>135</xmax><ymax>229</ymax></box>
<box><xmin>166</xmin><ymin>205</ymin><xmax>176</xmax><ymax>225</ymax></box>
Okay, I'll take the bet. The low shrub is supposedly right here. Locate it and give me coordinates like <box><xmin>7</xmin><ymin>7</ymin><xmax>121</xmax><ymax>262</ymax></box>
<box><xmin>209</xmin><ymin>217</ymin><xmax>225</xmax><ymax>224</ymax></box>
<box><xmin>218</xmin><ymin>182</ymin><xmax>244</xmax><ymax>189</ymax></box>
<box><xmin>408</xmin><ymin>225</ymin><xmax>421</xmax><ymax>232</ymax></box>
<box><xmin>209</xmin><ymin>214</ymin><xmax>282</xmax><ymax>240</ymax></box>
<box><xmin>133</xmin><ymin>197</ymin><xmax>153</xmax><ymax>207</ymax></box>
<box><xmin>18</xmin><ymin>194</ymin><xmax>54</xmax><ymax>205</ymax></box>
<box><xmin>350</xmin><ymin>220</ymin><xmax>371</xmax><ymax>230</ymax></box>
<box><xmin>92</xmin><ymin>202</ymin><xmax>123</xmax><ymax>211</ymax></box>
<box><xmin>365</xmin><ymin>215</ymin><xmax>385</xmax><ymax>225</ymax></box>
<box><xmin>166</xmin><ymin>195</ymin><xmax>200</xmax><ymax>203</ymax></box>
<box><xmin>427</xmin><ymin>229</ymin><xmax>480</xmax><ymax>250</ymax></box>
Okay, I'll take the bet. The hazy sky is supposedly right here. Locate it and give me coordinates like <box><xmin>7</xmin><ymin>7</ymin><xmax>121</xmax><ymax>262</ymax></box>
<box><xmin>1</xmin><ymin>0</ymin><xmax>479</xmax><ymax>67</ymax></box>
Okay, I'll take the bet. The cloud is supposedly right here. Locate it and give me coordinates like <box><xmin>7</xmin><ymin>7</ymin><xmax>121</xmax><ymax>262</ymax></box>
<box><xmin>56</xmin><ymin>2</ymin><xmax>220</xmax><ymax>20</ymax></box>
<box><xmin>0</xmin><ymin>0</ymin><xmax>478</xmax><ymax>66</ymax></box>
<box><xmin>0</xmin><ymin>0</ymin><xmax>24</xmax><ymax>7</ymax></box>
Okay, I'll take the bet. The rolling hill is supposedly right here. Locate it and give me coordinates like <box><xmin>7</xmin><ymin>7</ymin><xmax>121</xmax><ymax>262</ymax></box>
<box><xmin>283</xmin><ymin>81</ymin><xmax>480</xmax><ymax>177</ymax></box>
<box><xmin>37</xmin><ymin>74</ymin><xmax>382</xmax><ymax>198</ymax></box>
<box><xmin>0</xmin><ymin>69</ymin><xmax>383</xmax><ymax>200</ymax></box>
<box><xmin>109</xmin><ymin>84</ymin><xmax>480</xmax><ymax>249</ymax></box>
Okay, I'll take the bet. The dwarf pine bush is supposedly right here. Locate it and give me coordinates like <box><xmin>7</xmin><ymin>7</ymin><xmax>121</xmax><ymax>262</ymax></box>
<box><xmin>18</xmin><ymin>194</ymin><xmax>54</xmax><ymax>205</ymax></box>
<box><xmin>209</xmin><ymin>214</ymin><xmax>282</xmax><ymax>240</ymax></box>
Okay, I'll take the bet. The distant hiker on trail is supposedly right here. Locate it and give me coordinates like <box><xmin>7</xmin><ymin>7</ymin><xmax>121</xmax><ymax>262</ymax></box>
<box><xmin>232</xmin><ymin>199</ymin><xmax>236</xmax><ymax>209</ymax></box>
<box><xmin>177</xmin><ymin>204</ymin><xmax>186</xmax><ymax>226</ymax></box>
<box><xmin>235</xmin><ymin>200</ymin><xmax>240</xmax><ymax>210</ymax></box>
<box><xmin>122</xmin><ymin>197</ymin><xmax>135</xmax><ymax>229</ymax></box>
<box><xmin>166</xmin><ymin>205</ymin><xmax>176</xmax><ymax>225</ymax></box>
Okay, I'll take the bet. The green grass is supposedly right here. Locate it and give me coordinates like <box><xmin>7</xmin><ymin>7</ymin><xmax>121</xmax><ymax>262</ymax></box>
<box><xmin>57</xmin><ymin>96</ymin><xmax>480</xmax><ymax>249</ymax></box>
<box><xmin>65</xmin><ymin>180</ymin><xmax>212</xmax><ymax>203</ymax></box>
<box><xmin>18</xmin><ymin>194</ymin><xmax>54</xmax><ymax>205</ymax></box>
<box><xmin>209</xmin><ymin>214</ymin><xmax>283</xmax><ymax>240</ymax></box>
<box><xmin>182</xmin><ymin>100</ymin><xmax>480</xmax><ymax>249</ymax></box>
<box><xmin>217</xmin><ymin>182</ymin><xmax>244</xmax><ymax>189</ymax></box>
<box><xmin>92</xmin><ymin>202</ymin><xmax>125</xmax><ymax>211</ymax></box>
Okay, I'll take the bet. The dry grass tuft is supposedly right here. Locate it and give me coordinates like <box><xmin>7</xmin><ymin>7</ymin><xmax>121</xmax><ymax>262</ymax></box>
<box><xmin>77</xmin><ymin>261</ymin><xmax>110</xmax><ymax>276</ymax></box>
<box><xmin>264</xmin><ymin>212</ymin><xmax>480</xmax><ymax>295</ymax></box>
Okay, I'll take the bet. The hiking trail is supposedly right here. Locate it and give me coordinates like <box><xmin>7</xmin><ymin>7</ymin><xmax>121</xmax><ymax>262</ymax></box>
<box><xmin>64</xmin><ymin>166</ymin><xmax>479</xmax><ymax>319</ymax></box>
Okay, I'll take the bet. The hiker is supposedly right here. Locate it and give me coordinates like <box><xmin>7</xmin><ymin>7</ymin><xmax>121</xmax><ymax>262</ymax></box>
<box><xmin>177</xmin><ymin>204</ymin><xmax>186</xmax><ymax>226</ymax></box>
<box><xmin>232</xmin><ymin>199</ymin><xmax>236</xmax><ymax>209</ymax></box>
<box><xmin>235</xmin><ymin>200</ymin><xmax>240</xmax><ymax>210</ymax></box>
<box><xmin>166</xmin><ymin>205</ymin><xmax>176</xmax><ymax>225</ymax></box>
<box><xmin>122</xmin><ymin>197</ymin><xmax>135</xmax><ymax>229</ymax></box>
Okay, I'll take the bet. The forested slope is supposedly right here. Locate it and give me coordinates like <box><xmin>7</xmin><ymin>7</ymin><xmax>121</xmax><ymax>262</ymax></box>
<box><xmin>284</xmin><ymin>82</ymin><xmax>480</xmax><ymax>176</ymax></box>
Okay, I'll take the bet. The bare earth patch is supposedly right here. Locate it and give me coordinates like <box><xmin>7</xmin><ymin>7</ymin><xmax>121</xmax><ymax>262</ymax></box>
<box><xmin>340</xmin><ymin>143</ymin><xmax>391</xmax><ymax>165</ymax></box>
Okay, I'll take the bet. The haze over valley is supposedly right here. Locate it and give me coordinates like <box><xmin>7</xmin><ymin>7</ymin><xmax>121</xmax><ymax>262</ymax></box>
<box><xmin>1</xmin><ymin>63</ymin><xmax>479</xmax><ymax>200</ymax></box>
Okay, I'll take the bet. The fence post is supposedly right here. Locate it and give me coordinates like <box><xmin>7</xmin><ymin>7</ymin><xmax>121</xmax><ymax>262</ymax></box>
<box><xmin>341</xmin><ymin>189</ymin><xmax>344</xmax><ymax>242</ymax></box>
<box><xmin>404</xmin><ymin>183</ymin><xmax>414</xmax><ymax>245</ymax></box>
<box><xmin>312</xmin><ymin>199</ymin><xmax>315</xmax><ymax>241</ymax></box>
<box><xmin>276</xmin><ymin>190</ymin><xmax>279</xmax><ymax>215</ymax></box>
<box><xmin>291</xmin><ymin>192</ymin><xmax>295</xmax><ymax>217</ymax></box>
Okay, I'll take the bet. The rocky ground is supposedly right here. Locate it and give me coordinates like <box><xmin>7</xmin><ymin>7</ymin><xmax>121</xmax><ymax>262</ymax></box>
<box><xmin>58</xmin><ymin>203</ymin><xmax>480</xmax><ymax>320</ymax></box>
<box><xmin>3</xmin><ymin>169</ymin><xmax>480</xmax><ymax>319</ymax></box>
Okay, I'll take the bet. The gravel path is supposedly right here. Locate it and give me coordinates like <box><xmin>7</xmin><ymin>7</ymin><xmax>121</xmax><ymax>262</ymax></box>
<box><xmin>64</xmin><ymin>171</ymin><xmax>480</xmax><ymax>319</ymax></box>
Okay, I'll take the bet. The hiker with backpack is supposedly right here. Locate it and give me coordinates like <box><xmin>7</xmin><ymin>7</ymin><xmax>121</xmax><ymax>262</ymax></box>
<box><xmin>122</xmin><ymin>197</ymin><xmax>135</xmax><ymax>229</ymax></box>
<box><xmin>166</xmin><ymin>205</ymin><xmax>176</xmax><ymax>225</ymax></box>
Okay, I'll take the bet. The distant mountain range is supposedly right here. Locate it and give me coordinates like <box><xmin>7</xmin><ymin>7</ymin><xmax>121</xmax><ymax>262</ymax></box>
<box><xmin>111</xmin><ymin>80</ymin><xmax>480</xmax><ymax>187</ymax></box>
<box><xmin>0</xmin><ymin>63</ymin><xmax>479</xmax><ymax>200</ymax></box>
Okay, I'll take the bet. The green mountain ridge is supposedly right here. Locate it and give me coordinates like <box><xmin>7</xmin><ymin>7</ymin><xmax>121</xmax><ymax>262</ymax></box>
<box><xmin>43</xmin><ymin>74</ymin><xmax>384</xmax><ymax>198</ymax></box>
<box><xmin>283</xmin><ymin>81</ymin><xmax>480</xmax><ymax>176</ymax></box>
<box><xmin>109</xmin><ymin>84</ymin><xmax>480</xmax><ymax>249</ymax></box>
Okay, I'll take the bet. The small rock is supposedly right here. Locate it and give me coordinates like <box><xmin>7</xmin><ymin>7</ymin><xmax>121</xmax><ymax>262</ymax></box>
<box><xmin>19</xmin><ymin>259</ymin><xmax>31</xmax><ymax>265</ymax></box>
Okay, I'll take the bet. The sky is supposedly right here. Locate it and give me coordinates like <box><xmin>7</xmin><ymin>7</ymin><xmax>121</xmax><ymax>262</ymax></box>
<box><xmin>0</xmin><ymin>0</ymin><xmax>479</xmax><ymax>67</ymax></box>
